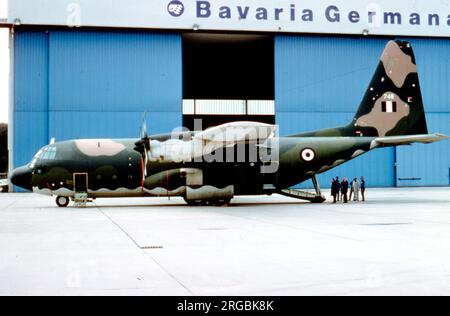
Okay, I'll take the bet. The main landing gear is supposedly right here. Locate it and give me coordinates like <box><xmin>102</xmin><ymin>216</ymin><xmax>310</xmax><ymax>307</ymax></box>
<box><xmin>183</xmin><ymin>197</ymin><xmax>232</xmax><ymax>207</ymax></box>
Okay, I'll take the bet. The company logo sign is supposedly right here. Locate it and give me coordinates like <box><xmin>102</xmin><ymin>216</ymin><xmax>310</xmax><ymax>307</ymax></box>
<box><xmin>167</xmin><ymin>1</ymin><xmax>185</xmax><ymax>17</ymax></box>
<box><xmin>7</xmin><ymin>0</ymin><xmax>450</xmax><ymax>38</ymax></box>
<box><xmin>166</xmin><ymin>1</ymin><xmax>450</xmax><ymax>32</ymax></box>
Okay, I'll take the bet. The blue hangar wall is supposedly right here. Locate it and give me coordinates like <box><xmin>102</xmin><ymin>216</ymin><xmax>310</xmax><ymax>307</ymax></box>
<box><xmin>13</xmin><ymin>30</ymin><xmax>450</xmax><ymax>188</ymax></box>
<box><xmin>13</xmin><ymin>30</ymin><xmax>182</xmax><ymax>173</ymax></box>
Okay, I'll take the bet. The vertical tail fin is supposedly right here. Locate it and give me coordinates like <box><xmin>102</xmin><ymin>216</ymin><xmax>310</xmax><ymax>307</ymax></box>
<box><xmin>352</xmin><ymin>40</ymin><xmax>428</xmax><ymax>137</ymax></box>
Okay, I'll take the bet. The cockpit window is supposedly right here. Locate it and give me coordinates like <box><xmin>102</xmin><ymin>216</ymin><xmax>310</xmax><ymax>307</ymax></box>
<box><xmin>29</xmin><ymin>146</ymin><xmax>57</xmax><ymax>168</ymax></box>
<box><xmin>41</xmin><ymin>147</ymin><xmax>57</xmax><ymax>160</ymax></box>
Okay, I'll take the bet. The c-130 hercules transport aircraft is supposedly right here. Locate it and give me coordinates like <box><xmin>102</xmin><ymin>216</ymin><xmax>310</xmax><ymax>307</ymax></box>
<box><xmin>10</xmin><ymin>40</ymin><xmax>448</xmax><ymax>207</ymax></box>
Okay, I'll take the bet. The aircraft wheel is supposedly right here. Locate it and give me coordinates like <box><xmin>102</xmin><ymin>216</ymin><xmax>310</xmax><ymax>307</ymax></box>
<box><xmin>183</xmin><ymin>198</ymin><xmax>204</xmax><ymax>206</ymax></box>
<box><xmin>184</xmin><ymin>197</ymin><xmax>232</xmax><ymax>207</ymax></box>
<box><xmin>56</xmin><ymin>196</ymin><xmax>70</xmax><ymax>208</ymax></box>
<box><xmin>213</xmin><ymin>198</ymin><xmax>232</xmax><ymax>207</ymax></box>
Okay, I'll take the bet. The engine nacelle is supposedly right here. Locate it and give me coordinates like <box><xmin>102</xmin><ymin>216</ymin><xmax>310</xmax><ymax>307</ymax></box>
<box><xmin>144</xmin><ymin>169</ymin><xmax>185</xmax><ymax>193</ymax></box>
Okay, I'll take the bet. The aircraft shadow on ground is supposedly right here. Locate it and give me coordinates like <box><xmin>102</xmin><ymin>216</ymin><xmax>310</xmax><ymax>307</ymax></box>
<box><xmin>67</xmin><ymin>201</ymin><xmax>313</xmax><ymax>209</ymax></box>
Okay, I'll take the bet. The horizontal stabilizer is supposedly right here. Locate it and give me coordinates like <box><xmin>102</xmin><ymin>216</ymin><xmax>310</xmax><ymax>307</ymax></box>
<box><xmin>374</xmin><ymin>133</ymin><xmax>449</xmax><ymax>146</ymax></box>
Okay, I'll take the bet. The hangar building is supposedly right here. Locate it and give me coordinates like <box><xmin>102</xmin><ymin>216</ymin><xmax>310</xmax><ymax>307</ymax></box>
<box><xmin>2</xmin><ymin>0</ymin><xmax>449</xmax><ymax>189</ymax></box>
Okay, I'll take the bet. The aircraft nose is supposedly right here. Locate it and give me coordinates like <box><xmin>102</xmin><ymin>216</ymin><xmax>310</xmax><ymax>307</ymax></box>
<box><xmin>10</xmin><ymin>166</ymin><xmax>33</xmax><ymax>191</ymax></box>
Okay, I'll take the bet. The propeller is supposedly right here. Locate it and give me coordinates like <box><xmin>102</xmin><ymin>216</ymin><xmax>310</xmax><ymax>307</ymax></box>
<box><xmin>134</xmin><ymin>112</ymin><xmax>151</xmax><ymax>188</ymax></box>
<box><xmin>140</xmin><ymin>111</ymin><xmax>148</xmax><ymax>140</ymax></box>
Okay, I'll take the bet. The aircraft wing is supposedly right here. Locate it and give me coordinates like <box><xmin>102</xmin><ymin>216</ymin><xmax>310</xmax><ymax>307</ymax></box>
<box><xmin>374</xmin><ymin>133</ymin><xmax>449</xmax><ymax>146</ymax></box>
<box><xmin>148</xmin><ymin>122</ymin><xmax>276</xmax><ymax>162</ymax></box>
<box><xmin>193</xmin><ymin>121</ymin><xmax>276</xmax><ymax>144</ymax></box>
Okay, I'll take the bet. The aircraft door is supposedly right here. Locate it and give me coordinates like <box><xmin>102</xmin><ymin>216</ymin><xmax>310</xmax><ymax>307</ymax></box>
<box><xmin>74</xmin><ymin>173</ymin><xmax>88</xmax><ymax>193</ymax></box>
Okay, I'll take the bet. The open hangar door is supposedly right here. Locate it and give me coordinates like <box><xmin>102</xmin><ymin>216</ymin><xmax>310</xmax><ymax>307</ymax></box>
<box><xmin>182</xmin><ymin>33</ymin><xmax>275</xmax><ymax>131</ymax></box>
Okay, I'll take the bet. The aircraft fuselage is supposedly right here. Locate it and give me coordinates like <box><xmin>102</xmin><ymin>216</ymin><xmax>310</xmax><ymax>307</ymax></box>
<box><xmin>12</xmin><ymin>136</ymin><xmax>375</xmax><ymax>200</ymax></box>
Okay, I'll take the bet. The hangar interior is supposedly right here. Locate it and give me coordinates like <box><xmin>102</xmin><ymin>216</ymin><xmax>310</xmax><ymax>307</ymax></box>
<box><xmin>182</xmin><ymin>33</ymin><xmax>275</xmax><ymax>130</ymax></box>
<box><xmin>10</xmin><ymin>28</ymin><xmax>450</xmax><ymax>189</ymax></box>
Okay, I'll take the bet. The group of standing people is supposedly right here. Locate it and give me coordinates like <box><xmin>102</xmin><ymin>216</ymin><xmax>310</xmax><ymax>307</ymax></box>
<box><xmin>331</xmin><ymin>177</ymin><xmax>365</xmax><ymax>203</ymax></box>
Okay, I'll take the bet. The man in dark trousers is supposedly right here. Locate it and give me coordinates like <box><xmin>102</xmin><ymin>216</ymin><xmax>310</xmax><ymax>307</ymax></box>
<box><xmin>361</xmin><ymin>176</ymin><xmax>366</xmax><ymax>202</ymax></box>
<box><xmin>331</xmin><ymin>178</ymin><xmax>338</xmax><ymax>203</ymax></box>
<box><xmin>341</xmin><ymin>177</ymin><xmax>349</xmax><ymax>203</ymax></box>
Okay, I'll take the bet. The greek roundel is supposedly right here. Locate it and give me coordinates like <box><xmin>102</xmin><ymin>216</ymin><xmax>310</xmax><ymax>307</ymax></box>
<box><xmin>301</xmin><ymin>148</ymin><xmax>316</xmax><ymax>162</ymax></box>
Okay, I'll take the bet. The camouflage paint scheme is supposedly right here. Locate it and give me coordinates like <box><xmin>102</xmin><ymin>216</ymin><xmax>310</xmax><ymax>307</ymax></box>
<box><xmin>291</xmin><ymin>40</ymin><xmax>427</xmax><ymax>138</ymax></box>
<box><xmin>10</xmin><ymin>41</ymin><xmax>448</xmax><ymax>206</ymax></box>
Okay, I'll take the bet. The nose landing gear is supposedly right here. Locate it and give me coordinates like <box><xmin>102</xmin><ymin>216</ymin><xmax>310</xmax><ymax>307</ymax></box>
<box><xmin>56</xmin><ymin>196</ymin><xmax>70</xmax><ymax>208</ymax></box>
